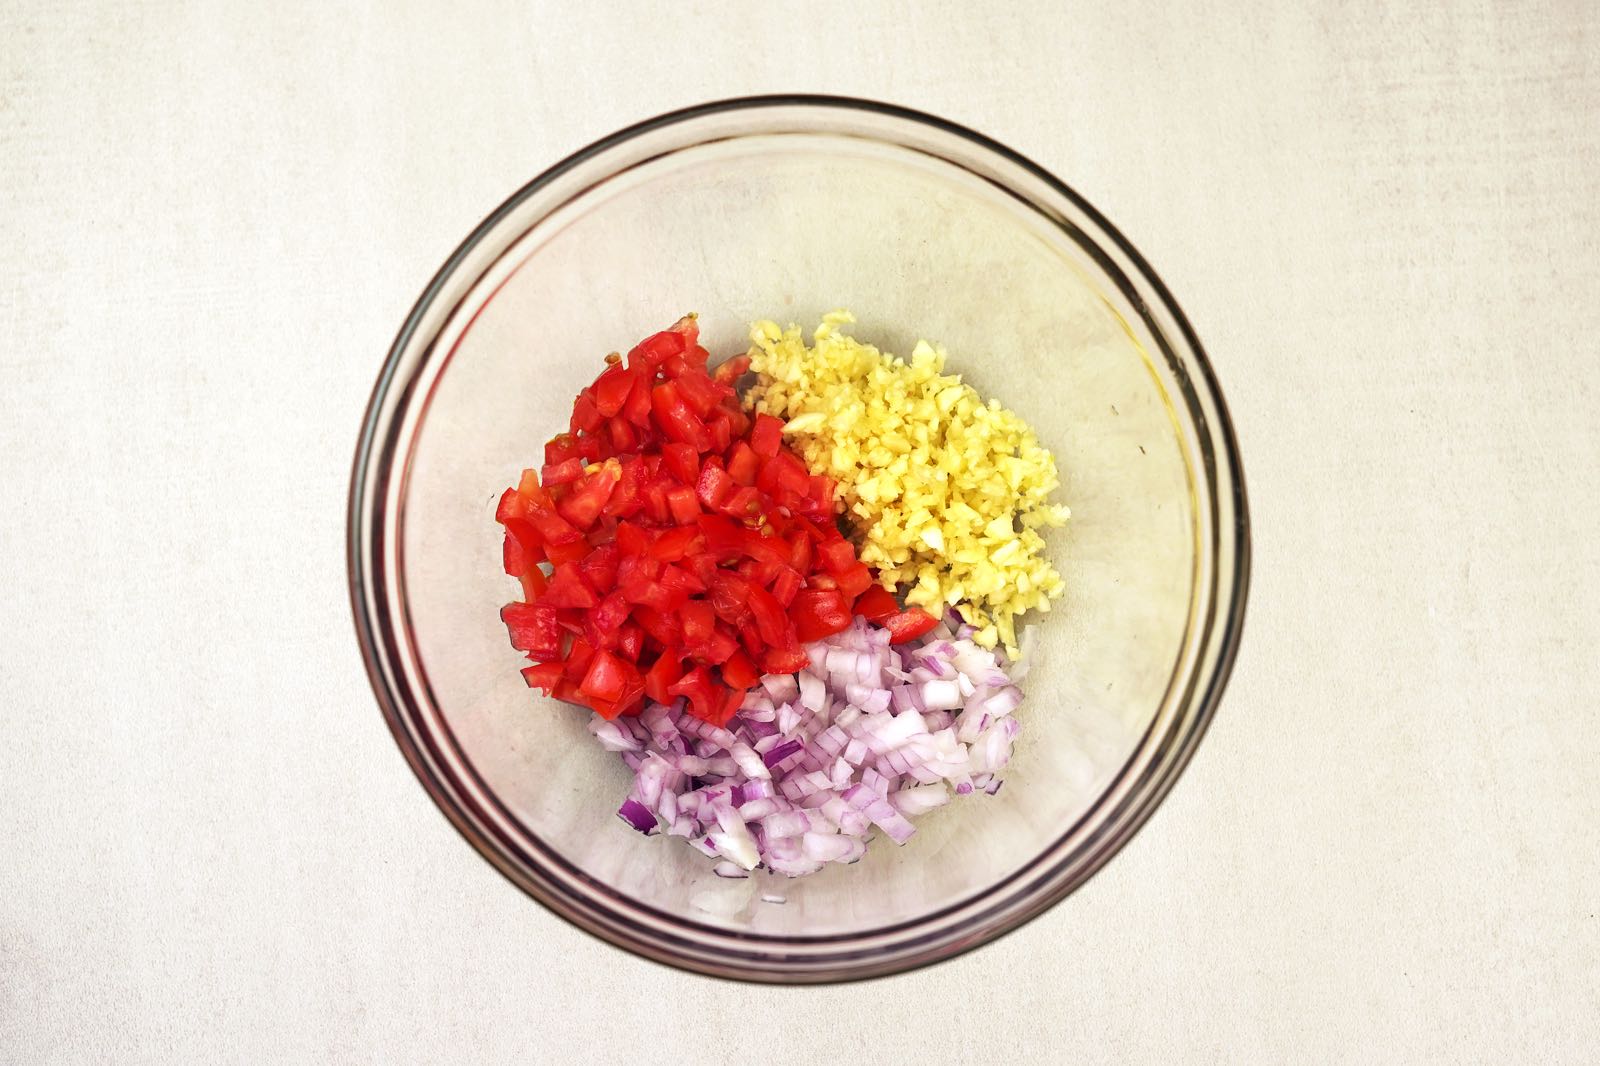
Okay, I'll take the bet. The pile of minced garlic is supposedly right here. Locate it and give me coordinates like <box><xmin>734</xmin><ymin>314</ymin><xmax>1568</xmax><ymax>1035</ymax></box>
<box><xmin>747</xmin><ymin>311</ymin><xmax>1068</xmax><ymax>656</ymax></box>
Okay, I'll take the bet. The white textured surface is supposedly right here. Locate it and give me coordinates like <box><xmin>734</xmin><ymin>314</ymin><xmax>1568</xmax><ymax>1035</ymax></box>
<box><xmin>3</xmin><ymin>2</ymin><xmax>1598</xmax><ymax>1062</ymax></box>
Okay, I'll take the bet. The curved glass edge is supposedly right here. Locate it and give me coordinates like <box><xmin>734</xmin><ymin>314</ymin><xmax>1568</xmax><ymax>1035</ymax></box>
<box><xmin>348</xmin><ymin>94</ymin><xmax>1251</xmax><ymax>984</ymax></box>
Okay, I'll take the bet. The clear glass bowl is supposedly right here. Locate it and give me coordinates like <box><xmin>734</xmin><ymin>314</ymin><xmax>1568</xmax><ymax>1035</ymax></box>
<box><xmin>349</xmin><ymin>96</ymin><xmax>1249</xmax><ymax>983</ymax></box>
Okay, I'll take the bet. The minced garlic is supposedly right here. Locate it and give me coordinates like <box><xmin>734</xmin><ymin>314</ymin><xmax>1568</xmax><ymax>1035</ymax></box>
<box><xmin>746</xmin><ymin>311</ymin><xmax>1068</xmax><ymax>655</ymax></box>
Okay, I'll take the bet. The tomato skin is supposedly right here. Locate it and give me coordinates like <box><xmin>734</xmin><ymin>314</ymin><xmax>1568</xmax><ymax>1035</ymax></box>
<box><xmin>790</xmin><ymin>588</ymin><xmax>853</xmax><ymax>643</ymax></box>
<box><xmin>646</xmin><ymin>526</ymin><xmax>701</xmax><ymax>562</ymax></box>
<box><xmin>721</xmin><ymin>648</ymin><xmax>759</xmax><ymax>690</ymax></box>
<box><xmin>627</xmin><ymin>328</ymin><xmax>687</xmax><ymax>371</ymax></box>
<box><xmin>885</xmin><ymin>607</ymin><xmax>940</xmax><ymax>644</ymax></box>
<box><xmin>592</xmin><ymin>364</ymin><xmax>636</xmax><ymax>417</ymax></box>
<box><xmin>854</xmin><ymin>585</ymin><xmax>899</xmax><ymax>623</ymax></box>
<box><xmin>667</xmin><ymin>665</ymin><xmax>721</xmax><ymax>724</ymax></box>
<box><xmin>518</xmin><ymin>566</ymin><xmax>548</xmax><ymax>602</ymax></box>
<box><xmin>769</xmin><ymin>567</ymin><xmax>802</xmax><ymax>607</ymax></box>
<box><xmin>662</xmin><ymin>442</ymin><xmax>699</xmax><ymax>485</ymax></box>
<box><xmin>835</xmin><ymin>562</ymin><xmax>874</xmax><ymax>603</ymax></box>
<box><xmin>726</xmin><ymin>442</ymin><xmax>760</xmax><ymax>486</ymax></box>
<box><xmin>712</xmin><ymin>353</ymin><xmax>751</xmax><ymax>386</ymax></box>
<box><xmin>650</xmin><ymin>382</ymin><xmax>711</xmax><ymax>451</ymax></box>
<box><xmin>817</xmin><ymin>537</ymin><xmax>857</xmax><ymax>576</ymax></box>
<box><xmin>666</xmin><ymin>485</ymin><xmax>700</xmax><ymax>526</ymax></box>
<box><xmin>749</xmin><ymin>414</ymin><xmax>783</xmax><ymax>458</ymax></box>
<box><xmin>521</xmin><ymin>661</ymin><xmax>564</xmax><ymax>694</ymax></box>
<box><xmin>643</xmin><ymin>653</ymin><xmax>685</xmax><ymax>703</ymax></box>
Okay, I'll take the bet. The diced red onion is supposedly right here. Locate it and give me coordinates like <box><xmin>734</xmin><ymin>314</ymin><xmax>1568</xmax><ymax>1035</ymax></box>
<box><xmin>798</xmin><ymin>671</ymin><xmax>827</xmax><ymax>713</ymax></box>
<box><xmin>590</xmin><ymin>617</ymin><xmax>1027</xmax><ymax>878</ymax></box>
<box><xmin>617</xmin><ymin>797</ymin><xmax>657</xmax><ymax>833</ymax></box>
<box><xmin>762</xmin><ymin>738</ymin><xmax>803</xmax><ymax>767</ymax></box>
<box><xmin>761</xmin><ymin>673</ymin><xmax>799</xmax><ymax>703</ymax></box>
<box><xmin>737</xmin><ymin>797</ymin><xmax>778</xmax><ymax>821</ymax></box>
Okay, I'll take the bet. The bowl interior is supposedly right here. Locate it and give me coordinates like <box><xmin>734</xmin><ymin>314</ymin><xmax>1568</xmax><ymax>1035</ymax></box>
<box><xmin>394</xmin><ymin>129</ymin><xmax>1198</xmax><ymax>939</ymax></box>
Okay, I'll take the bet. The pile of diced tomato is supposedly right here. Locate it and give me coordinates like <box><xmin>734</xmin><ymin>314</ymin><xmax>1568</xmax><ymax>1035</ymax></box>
<box><xmin>497</xmin><ymin>316</ymin><xmax>937</xmax><ymax>725</ymax></box>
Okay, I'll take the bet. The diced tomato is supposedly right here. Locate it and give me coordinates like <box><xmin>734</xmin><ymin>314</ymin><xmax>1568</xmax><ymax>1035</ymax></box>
<box><xmin>622</xmin><ymin>371</ymin><xmax>654</xmax><ymax>428</ymax></box>
<box><xmin>854</xmin><ymin>585</ymin><xmax>899</xmax><ymax>623</ymax></box>
<box><xmin>662</xmin><ymin>442</ymin><xmax>699</xmax><ymax>485</ymax></box>
<box><xmin>643</xmin><ymin>653</ymin><xmax>685</xmax><ymax>703</ymax></box>
<box><xmin>502</xmin><ymin>532</ymin><xmax>528</xmax><ymax>577</ymax></box>
<box><xmin>563</xmin><ymin>637</ymin><xmax>595</xmax><ymax>681</ymax></box>
<box><xmin>570</xmin><ymin>390</ymin><xmax>602</xmax><ymax>433</ymax></box>
<box><xmin>556</xmin><ymin>459</ymin><xmax>620</xmax><ymax>529</ymax></box>
<box><xmin>525</xmin><ymin>504</ymin><xmax>583</xmax><ymax>546</ymax></box>
<box><xmin>726</xmin><ymin>442</ymin><xmax>759</xmax><ymax>486</ymax></box>
<box><xmin>642</xmin><ymin>483</ymin><xmax>671</xmax><ymax>524</ymax></box>
<box><xmin>602</xmin><ymin>458</ymin><xmax>643</xmax><ymax>517</ymax></box>
<box><xmin>706</xmin><ymin>410</ymin><xmax>732</xmax><ymax>454</ymax></box>
<box><xmin>650</xmin><ymin>382</ymin><xmax>711</xmax><ymax>451</ymax></box>
<box><xmin>617</xmin><ymin>623</ymin><xmax>643</xmax><ymax>661</ymax></box>
<box><xmin>668</xmin><ymin>665</ymin><xmax>726</xmax><ymax>725</ymax></box>
<box><xmin>885</xmin><ymin>607</ymin><xmax>941</xmax><ymax>644</ymax></box>
<box><xmin>659</xmin><ymin>564</ymin><xmax>705</xmax><ymax>597</ymax></box>
<box><xmin>578</xmin><ymin>543</ymin><xmax>619</xmax><ymax>593</ymax></box>
<box><xmin>835</xmin><ymin>562</ymin><xmax>873</xmax><ymax>602</ymax></box>
<box><xmin>646</xmin><ymin>525</ymin><xmax>701</xmax><ymax>562</ymax></box>
<box><xmin>774</xmin><ymin>450</ymin><xmax>811</xmax><ymax>496</ymax></box>
<box><xmin>673</xmin><ymin>367</ymin><xmax>723</xmax><ymax>418</ymax></box>
<box><xmin>817</xmin><ymin>537</ymin><xmax>857</xmax><ymax>576</ymax></box>
<box><xmin>720</xmin><ymin>485</ymin><xmax>762</xmax><ymax>520</ymax></box>
<box><xmin>806</xmin><ymin>475</ymin><xmax>838</xmax><ymax>516</ymax></box>
<box><xmin>584</xmin><ymin>590</ymin><xmax>631</xmax><ymax>650</ymax></box>
<box><xmin>698</xmin><ymin>514</ymin><xmax>789</xmax><ymax>569</ymax></box>
<box><xmin>711</xmin><ymin>353</ymin><xmax>751</xmax><ymax>386</ymax></box>
<box><xmin>683</xmin><ymin>551</ymin><xmax>719</xmax><ymax>588</ymax></box>
<box><xmin>790</xmin><ymin>588</ymin><xmax>852</xmax><ymax>642</ymax></box>
<box><xmin>544</xmin><ymin>434</ymin><xmax>582</xmax><ymax>466</ymax></box>
<box><xmin>721</xmin><ymin>405</ymin><xmax>750</xmax><ymax>440</ymax></box>
<box><xmin>501</xmin><ymin>602</ymin><xmax>563</xmax><ymax>660</ymax></box>
<box><xmin>627</xmin><ymin>327</ymin><xmax>688</xmax><ymax>370</ymax></box>
<box><xmin>787</xmin><ymin>530</ymin><xmax>813</xmax><ymax>573</ymax></box>
<box><xmin>497</xmin><ymin>318</ymin><xmax>938</xmax><ymax>723</ymax></box>
<box><xmin>543</xmin><ymin>562</ymin><xmax>598</xmax><ymax>609</ymax></box>
<box><xmin>580</xmin><ymin>649</ymin><xmax>629</xmax><ymax>702</ymax></box>
<box><xmin>707</xmin><ymin>572</ymin><xmax>753</xmax><ymax>627</ymax></box>
<box><xmin>633</xmin><ymin>605</ymin><xmax>681</xmax><ymax>648</ymax></box>
<box><xmin>541</xmin><ymin>458</ymin><xmax>584</xmax><ymax>486</ymax></box>
<box><xmin>695</xmin><ymin>459</ymin><xmax>734</xmax><ymax>510</ymax></box>
<box><xmin>518</xmin><ymin>565</ymin><xmax>548</xmax><ymax>602</ymax></box>
<box><xmin>606</xmin><ymin>416</ymin><xmax>639</xmax><ymax>454</ymax></box>
<box><xmin>666</xmin><ymin>485</ymin><xmax>700</xmax><ymax>525</ymax></box>
<box><xmin>542</xmin><ymin>538</ymin><xmax>586</xmax><ymax>566</ymax></box>
<box><xmin>759</xmin><ymin>638</ymin><xmax>809</xmax><ymax>675</ymax></box>
<box><xmin>615</xmin><ymin>521</ymin><xmax>650</xmax><ymax>557</ymax></box>
<box><xmin>692</xmin><ymin>626</ymin><xmax>739</xmax><ymax>665</ymax></box>
<box><xmin>495</xmin><ymin>487</ymin><xmax>528</xmax><ymax>525</ymax></box>
<box><xmin>737</xmin><ymin>585</ymin><xmax>781</xmax><ymax>642</ymax></box>
<box><xmin>721</xmin><ymin>648</ymin><xmax>759</xmax><ymax>689</ymax></box>
<box><xmin>769</xmin><ymin>567</ymin><xmax>802</xmax><ymax>607</ymax></box>
<box><xmin>592</xmin><ymin>365</ymin><xmax>635</xmax><ymax>417</ymax></box>
<box><xmin>715</xmin><ymin>686</ymin><xmax>747</xmax><ymax>727</ymax></box>
<box><xmin>749</xmin><ymin>414</ymin><xmax>783</xmax><ymax>458</ymax></box>
<box><xmin>521</xmin><ymin>661</ymin><xmax>564</xmax><ymax>694</ymax></box>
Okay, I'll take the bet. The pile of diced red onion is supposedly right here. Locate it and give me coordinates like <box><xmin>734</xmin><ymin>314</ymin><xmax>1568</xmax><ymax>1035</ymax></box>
<box><xmin>588</xmin><ymin>615</ymin><xmax>1029</xmax><ymax>879</ymax></box>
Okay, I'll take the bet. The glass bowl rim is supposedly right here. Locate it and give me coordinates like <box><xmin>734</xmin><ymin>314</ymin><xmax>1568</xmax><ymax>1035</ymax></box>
<box><xmin>348</xmin><ymin>93</ymin><xmax>1251</xmax><ymax>984</ymax></box>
